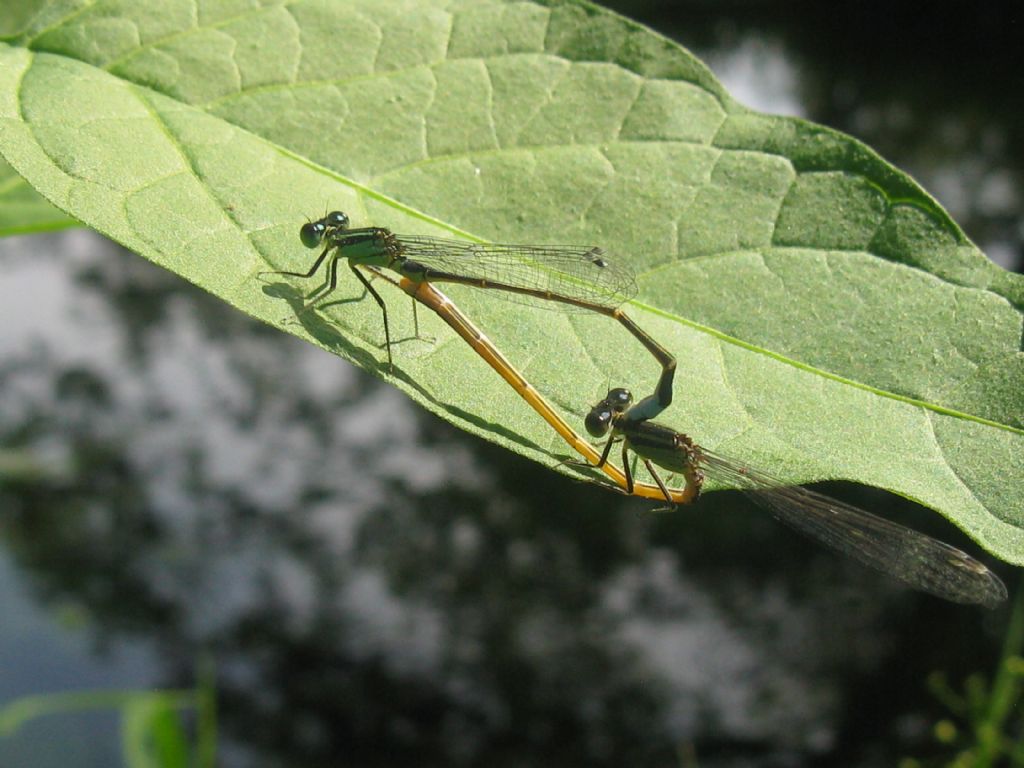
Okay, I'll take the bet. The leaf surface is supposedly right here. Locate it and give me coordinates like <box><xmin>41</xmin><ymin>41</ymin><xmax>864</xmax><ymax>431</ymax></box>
<box><xmin>0</xmin><ymin>155</ymin><xmax>75</xmax><ymax>233</ymax></box>
<box><xmin>1</xmin><ymin>0</ymin><xmax>1021</xmax><ymax>562</ymax></box>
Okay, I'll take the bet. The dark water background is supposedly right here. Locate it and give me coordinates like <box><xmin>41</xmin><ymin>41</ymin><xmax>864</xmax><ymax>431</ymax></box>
<box><xmin>1</xmin><ymin>2</ymin><xmax>1021</xmax><ymax>766</ymax></box>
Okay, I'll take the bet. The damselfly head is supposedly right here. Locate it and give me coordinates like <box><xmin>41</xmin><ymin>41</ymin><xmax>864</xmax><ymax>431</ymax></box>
<box><xmin>299</xmin><ymin>219</ymin><xmax>327</xmax><ymax>248</ymax></box>
<box><xmin>300</xmin><ymin>211</ymin><xmax>351</xmax><ymax>248</ymax></box>
<box><xmin>325</xmin><ymin>210</ymin><xmax>349</xmax><ymax>230</ymax></box>
<box><xmin>606</xmin><ymin>388</ymin><xmax>633</xmax><ymax>412</ymax></box>
<box><xmin>585</xmin><ymin>388</ymin><xmax>634</xmax><ymax>437</ymax></box>
<box><xmin>585</xmin><ymin>404</ymin><xmax>614</xmax><ymax>438</ymax></box>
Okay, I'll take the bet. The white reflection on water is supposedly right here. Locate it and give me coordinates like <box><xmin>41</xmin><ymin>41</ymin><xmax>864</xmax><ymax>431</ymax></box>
<box><xmin>704</xmin><ymin>36</ymin><xmax>805</xmax><ymax>118</ymax></box>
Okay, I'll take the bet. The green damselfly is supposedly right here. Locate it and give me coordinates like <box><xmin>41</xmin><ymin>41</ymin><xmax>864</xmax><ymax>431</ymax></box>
<box><xmin>261</xmin><ymin>212</ymin><xmax>674</xmax><ymax>421</ymax></box>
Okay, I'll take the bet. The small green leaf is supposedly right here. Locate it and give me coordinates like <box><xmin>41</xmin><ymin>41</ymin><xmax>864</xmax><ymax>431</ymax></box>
<box><xmin>0</xmin><ymin>155</ymin><xmax>76</xmax><ymax>234</ymax></box>
<box><xmin>1</xmin><ymin>0</ymin><xmax>1021</xmax><ymax>564</ymax></box>
<box><xmin>122</xmin><ymin>698</ymin><xmax>189</xmax><ymax>768</ymax></box>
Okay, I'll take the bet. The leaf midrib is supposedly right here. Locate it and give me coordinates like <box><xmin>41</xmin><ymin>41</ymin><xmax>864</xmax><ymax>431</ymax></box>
<box><xmin>637</xmin><ymin>299</ymin><xmax>1023</xmax><ymax>435</ymax></box>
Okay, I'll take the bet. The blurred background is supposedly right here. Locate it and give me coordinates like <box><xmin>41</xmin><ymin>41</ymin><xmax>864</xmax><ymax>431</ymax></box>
<box><xmin>1</xmin><ymin>1</ymin><xmax>1021</xmax><ymax>766</ymax></box>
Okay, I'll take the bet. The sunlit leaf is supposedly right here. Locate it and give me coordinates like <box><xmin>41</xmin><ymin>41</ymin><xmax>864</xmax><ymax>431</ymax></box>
<box><xmin>0</xmin><ymin>155</ymin><xmax>76</xmax><ymax>234</ymax></box>
<box><xmin>1</xmin><ymin>0</ymin><xmax>1021</xmax><ymax>563</ymax></box>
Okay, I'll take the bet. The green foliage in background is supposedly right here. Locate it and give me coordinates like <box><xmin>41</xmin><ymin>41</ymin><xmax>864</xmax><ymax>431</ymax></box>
<box><xmin>0</xmin><ymin>155</ymin><xmax>75</xmax><ymax>233</ymax></box>
<box><xmin>0</xmin><ymin>660</ymin><xmax>216</xmax><ymax>768</ymax></box>
<box><xmin>903</xmin><ymin>586</ymin><xmax>1024</xmax><ymax>767</ymax></box>
<box><xmin>0</xmin><ymin>0</ymin><xmax>1021</xmax><ymax>562</ymax></box>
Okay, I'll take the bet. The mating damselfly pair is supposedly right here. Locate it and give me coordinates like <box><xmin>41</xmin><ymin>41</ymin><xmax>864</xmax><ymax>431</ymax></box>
<box><xmin>259</xmin><ymin>211</ymin><xmax>1006</xmax><ymax>608</ymax></box>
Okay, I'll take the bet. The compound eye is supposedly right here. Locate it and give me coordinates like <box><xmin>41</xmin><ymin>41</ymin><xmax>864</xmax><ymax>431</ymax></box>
<box><xmin>585</xmin><ymin>407</ymin><xmax>613</xmax><ymax>438</ymax></box>
<box><xmin>608</xmin><ymin>388</ymin><xmax>633</xmax><ymax>411</ymax></box>
<box><xmin>300</xmin><ymin>221</ymin><xmax>325</xmax><ymax>248</ymax></box>
<box><xmin>326</xmin><ymin>211</ymin><xmax>349</xmax><ymax>229</ymax></box>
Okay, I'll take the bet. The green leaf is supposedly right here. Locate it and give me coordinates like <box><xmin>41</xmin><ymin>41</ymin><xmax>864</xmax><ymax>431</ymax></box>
<box><xmin>1</xmin><ymin>0</ymin><xmax>1021</xmax><ymax>564</ymax></box>
<box><xmin>0</xmin><ymin>688</ymin><xmax>195</xmax><ymax>746</ymax></box>
<box><xmin>0</xmin><ymin>155</ymin><xmax>77</xmax><ymax>234</ymax></box>
<box><xmin>122</xmin><ymin>698</ymin><xmax>189</xmax><ymax>768</ymax></box>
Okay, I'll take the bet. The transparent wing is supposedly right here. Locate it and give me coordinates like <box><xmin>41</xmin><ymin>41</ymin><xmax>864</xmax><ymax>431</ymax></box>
<box><xmin>394</xmin><ymin>236</ymin><xmax>638</xmax><ymax>311</ymax></box>
<box><xmin>699</xmin><ymin>449</ymin><xmax>1007</xmax><ymax>608</ymax></box>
